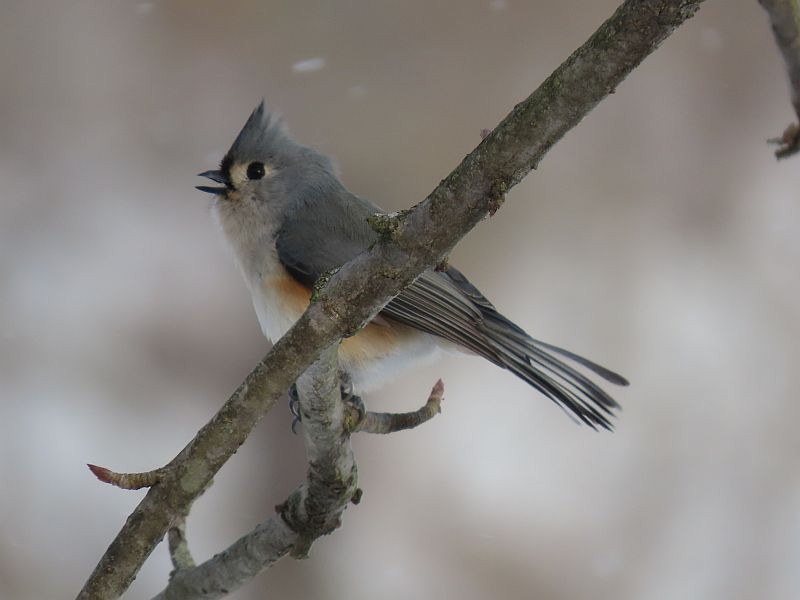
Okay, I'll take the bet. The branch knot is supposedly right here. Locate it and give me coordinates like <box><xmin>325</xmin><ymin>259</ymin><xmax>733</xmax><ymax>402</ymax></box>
<box><xmin>367</xmin><ymin>211</ymin><xmax>408</xmax><ymax>241</ymax></box>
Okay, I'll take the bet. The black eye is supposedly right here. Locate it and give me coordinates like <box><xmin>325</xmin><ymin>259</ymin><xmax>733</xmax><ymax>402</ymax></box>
<box><xmin>246</xmin><ymin>162</ymin><xmax>266</xmax><ymax>180</ymax></box>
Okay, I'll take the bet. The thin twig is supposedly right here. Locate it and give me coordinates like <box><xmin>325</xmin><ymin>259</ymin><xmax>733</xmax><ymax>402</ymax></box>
<box><xmin>87</xmin><ymin>464</ymin><xmax>166</xmax><ymax>490</ymax></box>
<box><xmin>759</xmin><ymin>0</ymin><xmax>800</xmax><ymax>158</ymax></box>
<box><xmin>354</xmin><ymin>379</ymin><xmax>444</xmax><ymax>434</ymax></box>
<box><xmin>77</xmin><ymin>3</ymin><xmax>705</xmax><ymax>598</ymax></box>
<box><xmin>167</xmin><ymin>517</ymin><xmax>196</xmax><ymax>572</ymax></box>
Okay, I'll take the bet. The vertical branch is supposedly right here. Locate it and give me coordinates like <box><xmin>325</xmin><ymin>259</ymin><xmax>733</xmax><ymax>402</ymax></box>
<box><xmin>278</xmin><ymin>345</ymin><xmax>359</xmax><ymax>559</ymax></box>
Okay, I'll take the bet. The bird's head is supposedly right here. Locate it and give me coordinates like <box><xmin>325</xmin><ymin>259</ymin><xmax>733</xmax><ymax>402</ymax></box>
<box><xmin>198</xmin><ymin>101</ymin><xmax>338</xmax><ymax>244</ymax></box>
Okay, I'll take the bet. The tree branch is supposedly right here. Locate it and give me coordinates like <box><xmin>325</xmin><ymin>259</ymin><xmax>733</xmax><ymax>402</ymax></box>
<box><xmin>77</xmin><ymin>2</ymin><xmax>705</xmax><ymax>598</ymax></box>
<box><xmin>759</xmin><ymin>0</ymin><xmax>800</xmax><ymax>158</ymax></box>
<box><xmin>353</xmin><ymin>379</ymin><xmax>444</xmax><ymax>434</ymax></box>
<box><xmin>153</xmin><ymin>374</ymin><xmax>440</xmax><ymax>598</ymax></box>
<box><xmin>153</xmin><ymin>345</ymin><xmax>359</xmax><ymax>599</ymax></box>
<box><xmin>277</xmin><ymin>346</ymin><xmax>358</xmax><ymax>560</ymax></box>
<box><xmin>158</xmin><ymin>515</ymin><xmax>297</xmax><ymax>600</ymax></box>
<box><xmin>166</xmin><ymin>517</ymin><xmax>196</xmax><ymax>572</ymax></box>
<box><xmin>87</xmin><ymin>464</ymin><xmax>166</xmax><ymax>490</ymax></box>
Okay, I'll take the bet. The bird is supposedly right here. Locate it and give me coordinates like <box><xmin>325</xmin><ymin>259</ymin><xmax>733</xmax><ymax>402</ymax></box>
<box><xmin>197</xmin><ymin>101</ymin><xmax>628</xmax><ymax>429</ymax></box>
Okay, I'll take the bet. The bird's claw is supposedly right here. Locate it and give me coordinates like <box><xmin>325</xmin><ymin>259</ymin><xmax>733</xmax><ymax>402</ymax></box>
<box><xmin>339</xmin><ymin>371</ymin><xmax>354</xmax><ymax>399</ymax></box>
<box><xmin>289</xmin><ymin>375</ymin><xmax>366</xmax><ymax>433</ymax></box>
<box><xmin>340</xmin><ymin>374</ymin><xmax>366</xmax><ymax>430</ymax></box>
<box><xmin>288</xmin><ymin>384</ymin><xmax>302</xmax><ymax>434</ymax></box>
<box><xmin>343</xmin><ymin>393</ymin><xmax>366</xmax><ymax>421</ymax></box>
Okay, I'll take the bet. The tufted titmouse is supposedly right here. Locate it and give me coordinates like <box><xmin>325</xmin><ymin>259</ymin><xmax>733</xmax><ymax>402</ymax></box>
<box><xmin>198</xmin><ymin>102</ymin><xmax>627</xmax><ymax>429</ymax></box>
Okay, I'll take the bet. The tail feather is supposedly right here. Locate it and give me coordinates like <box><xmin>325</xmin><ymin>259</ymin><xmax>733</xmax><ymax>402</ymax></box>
<box><xmin>489</xmin><ymin>341</ymin><xmax>615</xmax><ymax>429</ymax></box>
<box><xmin>531</xmin><ymin>338</ymin><xmax>630</xmax><ymax>386</ymax></box>
<box><xmin>484</xmin><ymin>319</ymin><xmax>619</xmax><ymax>410</ymax></box>
<box><xmin>382</xmin><ymin>267</ymin><xmax>628</xmax><ymax>429</ymax></box>
<box><xmin>478</xmin><ymin>310</ymin><xmax>626</xmax><ymax>430</ymax></box>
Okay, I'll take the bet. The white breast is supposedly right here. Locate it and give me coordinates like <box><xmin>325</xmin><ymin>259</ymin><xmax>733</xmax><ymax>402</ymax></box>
<box><xmin>249</xmin><ymin>267</ymin><xmax>307</xmax><ymax>343</ymax></box>
<box><xmin>214</xmin><ymin>205</ymin><xmax>448</xmax><ymax>393</ymax></box>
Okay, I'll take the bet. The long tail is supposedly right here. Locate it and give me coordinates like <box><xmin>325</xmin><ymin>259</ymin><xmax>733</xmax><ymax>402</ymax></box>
<box><xmin>479</xmin><ymin>309</ymin><xmax>627</xmax><ymax>429</ymax></box>
<box><xmin>384</xmin><ymin>266</ymin><xmax>628</xmax><ymax>429</ymax></box>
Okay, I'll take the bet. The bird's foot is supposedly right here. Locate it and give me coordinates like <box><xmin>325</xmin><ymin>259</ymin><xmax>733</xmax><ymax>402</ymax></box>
<box><xmin>288</xmin><ymin>383</ymin><xmax>302</xmax><ymax>434</ymax></box>
<box><xmin>340</xmin><ymin>372</ymin><xmax>366</xmax><ymax>431</ymax></box>
<box><xmin>289</xmin><ymin>375</ymin><xmax>366</xmax><ymax>433</ymax></box>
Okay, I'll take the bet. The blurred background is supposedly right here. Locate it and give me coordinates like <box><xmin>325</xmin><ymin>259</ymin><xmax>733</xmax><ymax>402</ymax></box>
<box><xmin>2</xmin><ymin>1</ymin><xmax>799</xmax><ymax>598</ymax></box>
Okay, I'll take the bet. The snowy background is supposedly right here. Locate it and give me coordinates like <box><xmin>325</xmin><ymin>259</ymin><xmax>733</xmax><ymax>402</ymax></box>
<box><xmin>1</xmin><ymin>1</ymin><xmax>799</xmax><ymax>599</ymax></box>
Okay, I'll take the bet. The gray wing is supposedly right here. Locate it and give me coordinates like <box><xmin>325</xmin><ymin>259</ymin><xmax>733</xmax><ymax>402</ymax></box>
<box><xmin>275</xmin><ymin>190</ymin><xmax>380</xmax><ymax>285</ymax></box>
<box><xmin>276</xmin><ymin>193</ymin><xmax>627</xmax><ymax>429</ymax></box>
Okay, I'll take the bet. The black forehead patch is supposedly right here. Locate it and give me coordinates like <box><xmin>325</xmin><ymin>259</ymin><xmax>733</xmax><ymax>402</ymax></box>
<box><xmin>220</xmin><ymin>153</ymin><xmax>234</xmax><ymax>184</ymax></box>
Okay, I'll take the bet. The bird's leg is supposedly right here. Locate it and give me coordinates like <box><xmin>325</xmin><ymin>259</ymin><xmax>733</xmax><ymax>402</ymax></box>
<box><xmin>288</xmin><ymin>383</ymin><xmax>302</xmax><ymax>434</ymax></box>
<box><xmin>339</xmin><ymin>371</ymin><xmax>366</xmax><ymax>429</ymax></box>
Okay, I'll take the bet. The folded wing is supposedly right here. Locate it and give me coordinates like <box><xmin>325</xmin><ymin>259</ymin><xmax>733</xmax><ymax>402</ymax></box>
<box><xmin>276</xmin><ymin>191</ymin><xmax>627</xmax><ymax>429</ymax></box>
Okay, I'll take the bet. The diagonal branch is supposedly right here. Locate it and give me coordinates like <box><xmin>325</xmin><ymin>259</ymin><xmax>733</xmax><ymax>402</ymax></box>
<box><xmin>77</xmin><ymin>2</ymin><xmax>705</xmax><ymax>598</ymax></box>
<box><xmin>759</xmin><ymin>0</ymin><xmax>800</xmax><ymax>157</ymax></box>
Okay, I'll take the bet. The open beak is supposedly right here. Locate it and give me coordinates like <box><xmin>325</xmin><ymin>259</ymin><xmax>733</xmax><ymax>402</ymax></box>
<box><xmin>196</xmin><ymin>170</ymin><xmax>230</xmax><ymax>195</ymax></box>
